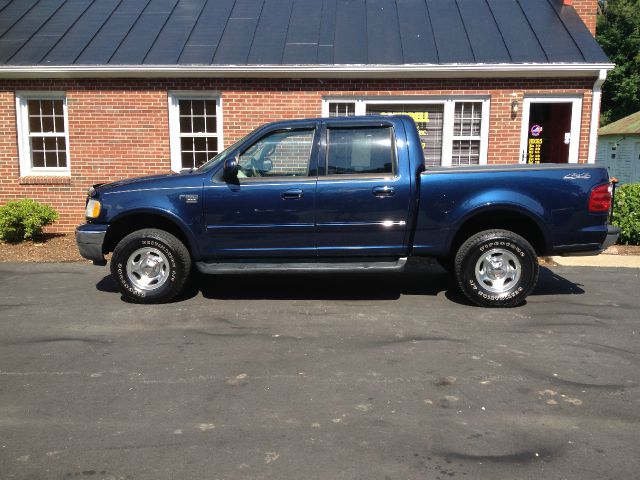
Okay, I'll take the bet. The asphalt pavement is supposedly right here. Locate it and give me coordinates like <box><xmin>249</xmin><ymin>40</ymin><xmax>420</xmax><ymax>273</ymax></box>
<box><xmin>0</xmin><ymin>261</ymin><xmax>639</xmax><ymax>480</ymax></box>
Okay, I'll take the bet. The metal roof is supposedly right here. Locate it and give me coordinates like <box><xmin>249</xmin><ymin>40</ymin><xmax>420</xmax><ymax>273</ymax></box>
<box><xmin>0</xmin><ymin>0</ymin><xmax>610</xmax><ymax>68</ymax></box>
<box><xmin>599</xmin><ymin>111</ymin><xmax>640</xmax><ymax>136</ymax></box>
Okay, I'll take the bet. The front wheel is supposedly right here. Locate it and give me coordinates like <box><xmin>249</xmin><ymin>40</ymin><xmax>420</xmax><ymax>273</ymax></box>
<box><xmin>110</xmin><ymin>228</ymin><xmax>191</xmax><ymax>304</ymax></box>
<box><xmin>454</xmin><ymin>229</ymin><xmax>539</xmax><ymax>307</ymax></box>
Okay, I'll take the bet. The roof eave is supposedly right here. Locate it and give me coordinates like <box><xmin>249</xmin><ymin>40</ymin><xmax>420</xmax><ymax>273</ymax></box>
<box><xmin>0</xmin><ymin>63</ymin><xmax>615</xmax><ymax>79</ymax></box>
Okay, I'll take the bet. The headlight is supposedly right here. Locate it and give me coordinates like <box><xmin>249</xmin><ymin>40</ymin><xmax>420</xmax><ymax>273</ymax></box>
<box><xmin>85</xmin><ymin>199</ymin><xmax>101</xmax><ymax>219</ymax></box>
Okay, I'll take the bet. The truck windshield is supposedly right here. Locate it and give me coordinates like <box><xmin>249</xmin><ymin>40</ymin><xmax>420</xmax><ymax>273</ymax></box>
<box><xmin>196</xmin><ymin>132</ymin><xmax>253</xmax><ymax>173</ymax></box>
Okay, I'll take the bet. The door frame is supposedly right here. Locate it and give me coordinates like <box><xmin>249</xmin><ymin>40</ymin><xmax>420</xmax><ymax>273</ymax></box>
<box><xmin>518</xmin><ymin>95</ymin><xmax>583</xmax><ymax>164</ymax></box>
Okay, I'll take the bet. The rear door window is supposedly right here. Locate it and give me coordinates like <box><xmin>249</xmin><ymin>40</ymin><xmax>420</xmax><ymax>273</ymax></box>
<box><xmin>325</xmin><ymin>127</ymin><xmax>394</xmax><ymax>176</ymax></box>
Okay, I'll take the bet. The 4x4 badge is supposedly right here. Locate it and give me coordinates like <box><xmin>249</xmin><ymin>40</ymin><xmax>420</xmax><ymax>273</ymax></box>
<box><xmin>563</xmin><ymin>172</ymin><xmax>591</xmax><ymax>180</ymax></box>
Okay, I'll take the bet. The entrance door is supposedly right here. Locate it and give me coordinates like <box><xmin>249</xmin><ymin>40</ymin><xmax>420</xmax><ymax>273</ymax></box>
<box><xmin>520</xmin><ymin>97</ymin><xmax>582</xmax><ymax>164</ymax></box>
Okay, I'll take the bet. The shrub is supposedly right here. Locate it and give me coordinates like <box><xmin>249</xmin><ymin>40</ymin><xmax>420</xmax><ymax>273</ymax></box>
<box><xmin>0</xmin><ymin>199</ymin><xmax>59</xmax><ymax>243</ymax></box>
<box><xmin>612</xmin><ymin>183</ymin><xmax>640</xmax><ymax>245</ymax></box>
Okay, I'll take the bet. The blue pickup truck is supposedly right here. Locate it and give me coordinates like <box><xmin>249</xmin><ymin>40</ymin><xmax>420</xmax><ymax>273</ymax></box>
<box><xmin>76</xmin><ymin>115</ymin><xmax>618</xmax><ymax>307</ymax></box>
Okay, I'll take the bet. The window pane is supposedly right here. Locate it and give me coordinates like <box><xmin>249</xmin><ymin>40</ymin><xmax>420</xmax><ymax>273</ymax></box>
<box><xmin>204</xmin><ymin>100</ymin><xmax>216</xmax><ymax>115</ymax></box>
<box><xmin>32</xmin><ymin>151</ymin><xmax>45</xmax><ymax>167</ymax></box>
<box><xmin>194</xmin><ymin>152</ymin><xmax>209</xmax><ymax>168</ymax></box>
<box><xmin>329</xmin><ymin>102</ymin><xmax>356</xmax><ymax>117</ymax></box>
<box><xmin>327</xmin><ymin>127</ymin><xmax>393</xmax><ymax>175</ymax></box>
<box><xmin>54</xmin><ymin>116</ymin><xmax>64</xmax><ymax>133</ymax></box>
<box><xmin>454</xmin><ymin>102</ymin><xmax>482</xmax><ymax>137</ymax></box>
<box><xmin>179</xmin><ymin>116</ymin><xmax>191</xmax><ymax>133</ymax></box>
<box><xmin>193</xmin><ymin>137</ymin><xmax>207</xmax><ymax>151</ymax></box>
<box><xmin>179</xmin><ymin>100</ymin><xmax>191</xmax><ymax>116</ymax></box>
<box><xmin>451</xmin><ymin>140</ymin><xmax>480</xmax><ymax>166</ymax></box>
<box><xmin>57</xmin><ymin>150</ymin><xmax>67</xmax><ymax>168</ymax></box>
<box><xmin>44</xmin><ymin>137</ymin><xmax>57</xmax><ymax>150</ymax></box>
<box><xmin>205</xmin><ymin>116</ymin><xmax>216</xmax><ymax>133</ymax></box>
<box><xmin>40</xmin><ymin>100</ymin><xmax>54</xmax><ymax>116</ymax></box>
<box><xmin>31</xmin><ymin>136</ymin><xmax>45</xmax><ymax>151</ymax></box>
<box><xmin>181</xmin><ymin>151</ymin><xmax>194</xmax><ymax>169</ymax></box>
<box><xmin>29</xmin><ymin>115</ymin><xmax>42</xmax><ymax>132</ymax></box>
<box><xmin>44</xmin><ymin>151</ymin><xmax>58</xmax><ymax>168</ymax></box>
<box><xmin>192</xmin><ymin>116</ymin><xmax>205</xmax><ymax>133</ymax></box>
<box><xmin>191</xmin><ymin>100</ymin><xmax>204</xmax><ymax>115</ymax></box>
<box><xmin>41</xmin><ymin>115</ymin><xmax>55</xmax><ymax>133</ymax></box>
<box><xmin>367</xmin><ymin>103</ymin><xmax>443</xmax><ymax>167</ymax></box>
<box><xmin>239</xmin><ymin>129</ymin><xmax>314</xmax><ymax>177</ymax></box>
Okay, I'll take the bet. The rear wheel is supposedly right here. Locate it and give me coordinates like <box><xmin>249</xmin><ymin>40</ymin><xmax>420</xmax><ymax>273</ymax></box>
<box><xmin>454</xmin><ymin>229</ymin><xmax>539</xmax><ymax>307</ymax></box>
<box><xmin>111</xmin><ymin>228</ymin><xmax>191</xmax><ymax>304</ymax></box>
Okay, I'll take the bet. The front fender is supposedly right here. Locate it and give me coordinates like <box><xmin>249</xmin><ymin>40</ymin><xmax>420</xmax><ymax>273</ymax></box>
<box><xmin>108</xmin><ymin>207</ymin><xmax>202</xmax><ymax>259</ymax></box>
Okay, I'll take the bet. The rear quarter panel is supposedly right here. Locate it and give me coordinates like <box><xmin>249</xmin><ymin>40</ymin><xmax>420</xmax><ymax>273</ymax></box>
<box><xmin>412</xmin><ymin>165</ymin><xmax>610</xmax><ymax>256</ymax></box>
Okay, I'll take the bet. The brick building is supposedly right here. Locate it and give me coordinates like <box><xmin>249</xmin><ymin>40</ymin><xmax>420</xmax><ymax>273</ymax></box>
<box><xmin>0</xmin><ymin>0</ymin><xmax>612</xmax><ymax>231</ymax></box>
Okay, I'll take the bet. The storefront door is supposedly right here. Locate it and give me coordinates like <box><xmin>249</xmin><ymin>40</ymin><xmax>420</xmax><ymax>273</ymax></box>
<box><xmin>519</xmin><ymin>97</ymin><xmax>582</xmax><ymax>164</ymax></box>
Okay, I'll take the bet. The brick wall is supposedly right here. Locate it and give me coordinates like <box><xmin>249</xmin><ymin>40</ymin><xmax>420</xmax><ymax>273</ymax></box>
<box><xmin>0</xmin><ymin>77</ymin><xmax>595</xmax><ymax>232</ymax></box>
<box><xmin>570</xmin><ymin>0</ymin><xmax>599</xmax><ymax>35</ymax></box>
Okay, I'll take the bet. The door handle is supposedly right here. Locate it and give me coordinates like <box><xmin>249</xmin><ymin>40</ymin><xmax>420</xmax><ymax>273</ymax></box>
<box><xmin>281</xmin><ymin>189</ymin><xmax>303</xmax><ymax>200</ymax></box>
<box><xmin>372</xmin><ymin>186</ymin><xmax>395</xmax><ymax>197</ymax></box>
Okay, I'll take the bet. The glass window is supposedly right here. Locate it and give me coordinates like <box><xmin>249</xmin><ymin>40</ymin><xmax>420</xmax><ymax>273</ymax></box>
<box><xmin>177</xmin><ymin>98</ymin><xmax>219</xmax><ymax>169</ymax></box>
<box><xmin>23</xmin><ymin>98</ymin><xmax>68</xmax><ymax>169</ymax></box>
<box><xmin>238</xmin><ymin>129</ymin><xmax>314</xmax><ymax>178</ymax></box>
<box><xmin>367</xmin><ymin>104</ymin><xmax>444</xmax><ymax>167</ymax></box>
<box><xmin>328</xmin><ymin>102</ymin><xmax>356</xmax><ymax>117</ymax></box>
<box><xmin>169</xmin><ymin>93</ymin><xmax>221</xmax><ymax>172</ymax></box>
<box><xmin>451</xmin><ymin>102</ymin><xmax>482</xmax><ymax>166</ymax></box>
<box><xmin>326</xmin><ymin>127</ymin><xmax>393</xmax><ymax>175</ymax></box>
<box><xmin>16</xmin><ymin>94</ymin><xmax>70</xmax><ymax>176</ymax></box>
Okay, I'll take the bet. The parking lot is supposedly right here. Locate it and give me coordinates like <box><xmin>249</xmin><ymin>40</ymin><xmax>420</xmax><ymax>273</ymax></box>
<box><xmin>1</xmin><ymin>261</ymin><xmax>639</xmax><ymax>480</ymax></box>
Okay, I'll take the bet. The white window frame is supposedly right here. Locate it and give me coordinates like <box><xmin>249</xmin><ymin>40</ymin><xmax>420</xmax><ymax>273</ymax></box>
<box><xmin>321</xmin><ymin>96</ymin><xmax>490</xmax><ymax>166</ymax></box>
<box><xmin>518</xmin><ymin>95</ymin><xmax>583</xmax><ymax>164</ymax></box>
<box><xmin>168</xmin><ymin>91</ymin><xmax>223</xmax><ymax>172</ymax></box>
<box><xmin>16</xmin><ymin>91</ymin><xmax>71</xmax><ymax>177</ymax></box>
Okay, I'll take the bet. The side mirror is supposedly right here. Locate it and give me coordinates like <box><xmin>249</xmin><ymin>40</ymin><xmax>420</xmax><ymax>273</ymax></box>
<box><xmin>223</xmin><ymin>157</ymin><xmax>239</xmax><ymax>179</ymax></box>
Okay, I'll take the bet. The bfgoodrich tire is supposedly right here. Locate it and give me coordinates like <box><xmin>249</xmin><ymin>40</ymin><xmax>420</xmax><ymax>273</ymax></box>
<box><xmin>110</xmin><ymin>228</ymin><xmax>191</xmax><ymax>304</ymax></box>
<box><xmin>454</xmin><ymin>229</ymin><xmax>539</xmax><ymax>307</ymax></box>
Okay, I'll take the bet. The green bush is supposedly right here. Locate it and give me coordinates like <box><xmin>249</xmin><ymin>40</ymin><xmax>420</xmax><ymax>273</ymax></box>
<box><xmin>612</xmin><ymin>183</ymin><xmax>640</xmax><ymax>245</ymax></box>
<box><xmin>0</xmin><ymin>199</ymin><xmax>59</xmax><ymax>243</ymax></box>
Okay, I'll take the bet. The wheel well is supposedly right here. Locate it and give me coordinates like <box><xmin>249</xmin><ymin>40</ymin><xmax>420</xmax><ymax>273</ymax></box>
<box><xmin>103</xmin><ymin>214</ymin><xmax>192</xmax><ymax>255</ymax></box>
<box><xmin>449</xmin><ymin>210</ymin><xmax>547</xmax><ymax>256</ymax></box>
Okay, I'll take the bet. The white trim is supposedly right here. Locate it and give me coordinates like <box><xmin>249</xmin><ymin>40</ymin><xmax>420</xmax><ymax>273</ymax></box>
<box><xmin>587</xmin><ymin>69</ymin><xmax>608</xmax><ymax>164</ymax></box>
<box><xmin>322</xmin><ymin>96</ymin><xmax>490</xmax><ymax>166</ymax></box>
<box><xmin>167</xmin><ymin>91</ymin><xmax>223</xmax><ymax>172</ymax></box>
<box><xmin>15</xmin><ymin>91</ymin><xmax>70</xmax><ymax>177</ymax></box>
<box><xmin>518</xmin><ymin>95</ymin><xmax>583</xmax><ymax>164</ymax></box>
<box><xmin>0</xmin><ymin>63</ymin><xmax>615</xmax><ymax>79</ymax></box>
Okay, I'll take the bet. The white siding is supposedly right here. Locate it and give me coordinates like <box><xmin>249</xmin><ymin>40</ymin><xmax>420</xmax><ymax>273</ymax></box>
<box><xmin>596</xmin><ymin>134</ymin><xmax>640</xmax><ymax>184</ymax></box>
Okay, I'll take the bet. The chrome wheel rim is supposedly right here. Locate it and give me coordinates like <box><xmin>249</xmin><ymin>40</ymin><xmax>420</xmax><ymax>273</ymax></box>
<box><xmin>474</xmin><ymin>248</ymin><xmax>521</xmax><ymax>294</ymax></box>
<box><xmin>126</xmin><ymin>247</ymin><xmax>170</xmax><ymax>291</ymax></box>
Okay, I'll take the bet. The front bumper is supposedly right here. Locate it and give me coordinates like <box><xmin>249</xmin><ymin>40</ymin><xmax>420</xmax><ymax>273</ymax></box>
<box><xmin>76</xmin><ymin>223</ymin><xmax>108</xmax><ymax>265</ymax></box>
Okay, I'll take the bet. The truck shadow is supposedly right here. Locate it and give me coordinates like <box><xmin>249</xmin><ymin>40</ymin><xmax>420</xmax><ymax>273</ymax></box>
<box><xmin>96</xmin><ymin>265</ymin><xmax>584</xmax><ymax>306</ymax></box>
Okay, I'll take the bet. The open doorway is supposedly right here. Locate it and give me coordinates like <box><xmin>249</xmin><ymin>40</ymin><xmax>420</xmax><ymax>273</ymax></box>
<box><xmin>520</xmin><ymin>97</ymin><xmax>582</xmax><ymax>164</ymax></box>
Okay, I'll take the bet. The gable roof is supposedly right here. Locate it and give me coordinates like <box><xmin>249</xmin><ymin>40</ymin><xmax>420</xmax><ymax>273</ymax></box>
<box><xmin>0</xmin><ymin>0</ymin><xmax>612</xmax><ymax>78</ymax></box>
<box><xmin>599</xmin><ymin>111</ymin><xmax>640</xmax><ymax>136</ymax></box>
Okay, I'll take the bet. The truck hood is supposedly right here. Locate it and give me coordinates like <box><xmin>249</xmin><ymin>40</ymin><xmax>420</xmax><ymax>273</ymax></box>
<box><xmin>96</xmin><ymin>171</ymin><xmax>200</xmax><ymax>194</ymax></box>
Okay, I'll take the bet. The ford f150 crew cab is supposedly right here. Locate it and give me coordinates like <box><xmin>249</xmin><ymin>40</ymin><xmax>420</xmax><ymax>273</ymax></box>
<box><xmin>76</xmin><ymin>115</ymin><xmax>619</xmax><ymax>307</ymax></box>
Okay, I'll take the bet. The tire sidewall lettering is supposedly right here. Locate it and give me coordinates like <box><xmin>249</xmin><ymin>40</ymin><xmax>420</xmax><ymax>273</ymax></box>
<box><xmin>117</xmin><ymin>237</ymin><xmax>181</xmax><ymax>297</ymax></box>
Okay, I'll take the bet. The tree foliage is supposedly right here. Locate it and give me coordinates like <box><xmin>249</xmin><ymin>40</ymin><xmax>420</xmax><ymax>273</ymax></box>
<box><xmin>596</xmin><ymin>0</ymin><xmax>640</xmax><ymax>125</ymax></box>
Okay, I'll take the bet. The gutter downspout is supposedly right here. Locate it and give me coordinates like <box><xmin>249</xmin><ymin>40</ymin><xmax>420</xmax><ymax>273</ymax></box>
<box><xmin>587</xmin><ymin>68</ymin><xmax>608</xmax><ymax>164</ymax></box>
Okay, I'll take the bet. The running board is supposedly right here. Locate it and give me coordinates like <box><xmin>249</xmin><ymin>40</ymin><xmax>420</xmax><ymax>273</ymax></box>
<box><xmin>195</xmin><ymin>257</ymin><xmax>408</xmax><ymax>275</ymax></box>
